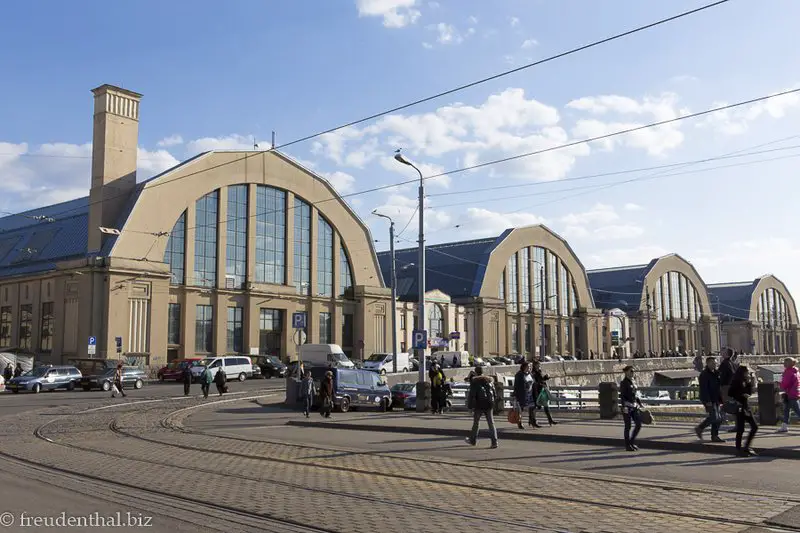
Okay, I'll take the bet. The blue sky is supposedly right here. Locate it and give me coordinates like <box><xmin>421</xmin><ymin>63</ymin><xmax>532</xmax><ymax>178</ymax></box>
<box><xmin>2</xmin><ymin>0</ymin><xmax>800</xmax><ymax>300</ymax></box>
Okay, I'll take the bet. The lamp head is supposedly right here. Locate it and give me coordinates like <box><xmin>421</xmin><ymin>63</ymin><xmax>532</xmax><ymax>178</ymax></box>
<box><xmin>394</xmin><ymin>151</ymin><xmax>412</xmax><ymax>166</ymax></box>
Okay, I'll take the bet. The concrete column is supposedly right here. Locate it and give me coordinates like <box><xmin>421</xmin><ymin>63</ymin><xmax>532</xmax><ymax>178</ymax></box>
<box><xmin>52</xmin><ymin>276</ymin><xmax>66</xmax><ymax>362</ymax></box>
<box><xmin>181</xmin><ymin>291</ymin><xmax>198</xmax><ymax>357</ymax></box>
<box><xmin>215</xmin><ymin>293</ymin><xmax>228</xmax><ymax>355</ymax></box>
<box><xmin>149</xmin><ymin>277</ymin><xmax>170</xmax><ymax>367</ymax></box>
<box><xmin>333</xmin><ymin>232</ymin><xmax>341</xmax><ymax>298</ymax></box>
<box><xmin>184</xmin><ymin>202</ymin><xmax>196</xmax><ymax>285</ymax></box>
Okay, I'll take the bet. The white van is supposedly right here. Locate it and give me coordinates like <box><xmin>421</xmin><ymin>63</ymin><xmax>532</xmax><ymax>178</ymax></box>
<box><xmin>362</xmin><ymin>352</ymin><xmax>411</xmax><ymax>374</ymax></box>
<box><xmin>190</xmin><ymin>356</ymin><xmax>253</xmax><ymax>382</ymax></box>
<box><xmin>299</xmin><ymin>344</ymin><xmax>355</xmax><ymax>369</ymax></box>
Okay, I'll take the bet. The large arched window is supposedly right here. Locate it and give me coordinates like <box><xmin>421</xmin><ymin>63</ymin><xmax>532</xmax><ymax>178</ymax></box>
<box><xmin>194</xmin><ymin>190</ymin><xmax>218</xmax><ymax>287</ymax></box>
<box><xmin>293</xmin><ymin>198</ymin><xmax>311</xmax><ymax>295</ymax></box>
<box><xmin>429</xmin><ymin>304</ymin><xmax>444</xmax><ymax>340</ymax></box>
<box><xmin>653</xmin><ymin>271</ymin><xmax>702</xmax><ymax>323</ymax></box>
<box><xmin>255</xmin><ymin>185</ymin><xmax>286</xmax><ymax>284</ymax></box>
<box><xmin>501</xmin><ymin>246</ymin><xmax>580</xmax><ymax>316</ymax></box>
<box><xmin>339</xmin><ymin>247</ymin><xmax>353</xmax><ymax>297</ymax></box>
<box><xmin>226</xmin><ymin>185</ymin><xmax>248</xmax><ymax>288</ymax></box>
<box><xmin>164</xmin><ymin>211</ymin><xmax>185</xmax><ymax>285</ymax></box>
<box><xmin>317</xmin><ymin>217</ymin><xmax>334</xmax><ymax>297</ymax></box>
<box><xmin>758</xmin><ymin>288</ymin><xmax>791</xmax><ymax>330</ymax></box>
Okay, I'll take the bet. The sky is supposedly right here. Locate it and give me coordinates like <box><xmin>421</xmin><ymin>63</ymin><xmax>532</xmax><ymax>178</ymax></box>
<box><xmin>1</xmin><ymin>0</ymin><xmax>800</xmax><ymax>303</ymax></box>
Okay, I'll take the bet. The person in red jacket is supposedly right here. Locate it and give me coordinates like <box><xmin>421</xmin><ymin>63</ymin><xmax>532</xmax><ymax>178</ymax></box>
<box><xmin>779</xmin><ymin>357</ymin><xmax>800</xmax><ymax>433</ymax></box>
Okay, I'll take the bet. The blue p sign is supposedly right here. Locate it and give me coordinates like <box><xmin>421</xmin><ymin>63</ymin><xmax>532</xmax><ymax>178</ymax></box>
<box><xmin>413</xmin><ymin>330</ymin><xmax>427</xmax><ymax>350</ymax></box>
<box><xmin>292</xmin><ymin>312</ymin><xmax>307</xmax><ymax>329</ymax></box>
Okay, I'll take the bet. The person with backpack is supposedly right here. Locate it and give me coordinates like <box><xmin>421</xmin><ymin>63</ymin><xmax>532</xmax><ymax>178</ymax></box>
<box><xmin>465</xmin><ymin>365</ymin><xmax>498</xmax><ymax>449</ymax></box>
<box><xmin>214</xmin><ymin>368</ymin><xmax>227</xmax><ymax>396</ymax></box>
<box><xmin>200</xmin><ymin>365</ymin><xmax>213</xmax><ymax>398</ymax></box>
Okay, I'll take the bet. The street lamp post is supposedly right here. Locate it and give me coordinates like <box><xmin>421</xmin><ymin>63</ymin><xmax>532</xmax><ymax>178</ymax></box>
<box><xmin>394</xmin><ymin>151</ymin><xmax>427</xmax><ymax>412</ymax></box>
<box><xmin>372</xmin><ymin>211</ymin><xmax>398</xmax><ymax>373</ymax></box>
<box><xmin>529</xmin><ymin>259</ymin><xmax>546</xmax><ymax>360</ymax></box>
<box><xmin>645</xmin><ymin>286</ymin><xmax>653</xmax><ymax>356</ymax></box>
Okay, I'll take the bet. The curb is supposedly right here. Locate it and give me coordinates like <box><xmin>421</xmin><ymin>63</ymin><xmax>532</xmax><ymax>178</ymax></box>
<box><xmin>284</xmin><ymin>420</ymin><xmax>800</xmax><ymax>460</ymax></box>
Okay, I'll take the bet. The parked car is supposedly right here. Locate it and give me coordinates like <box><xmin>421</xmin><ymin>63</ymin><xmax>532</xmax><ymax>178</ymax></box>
<box><xmin>494</xmin><ymin>356</ymin><xmax>513</xmax><ymax>365</ymax></box>
<box><xmin>189</xmin><ymin>356</ymin><xmax>253</xmax><ymax>382</ymax></box>
<box><xmin>252</xmin><ymin>355</ymin><xmax>287</xmax><ymax>378</ymax></box>
<box><xmin>391</xmin><ymin>383</ymin><xmax>417</xmax><ymax>410</ymax></box>
<box><xmin>81</xmin><ymin>366</ymin><xmax>146</xmax><ymax>391</ymax></box>
<box><xmin>309</xmin><ymin>367</ymin><xmax>391</xmax><ymax>413</ymax></box>
<box><xmin>157</xmin><ymin>358</ymin><xmax>202</xmax><ymax>381</ymax></box>
<box><xmin>7</xmin><ymin>365</ymin><xmax>82</xmax><ymax>393</ymax></box>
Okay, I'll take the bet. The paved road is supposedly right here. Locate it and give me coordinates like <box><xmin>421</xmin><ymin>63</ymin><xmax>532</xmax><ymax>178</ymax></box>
<box><xmin>0</xmin><ymin>377</ymin><xmax>283</xmax><ymax>417</ymax></box>
<box><xmin>2</xmin><ymin>392</ymin><xmax>798</xmax><ymax>533</ymax></box>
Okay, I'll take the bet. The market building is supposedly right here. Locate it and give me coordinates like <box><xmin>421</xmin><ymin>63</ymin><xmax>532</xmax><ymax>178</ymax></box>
<box><xmin>587</xmin><ymin>254</ymin><xmax>719</xmax><ymax>355</ymax></box>
<box><xmin>0</xmin><ymin>84</ymin><xmax>393</xmax><ymax>367</ymax></box>
<box><xmin>378</xmin><ymin>225</ymin><xmax>604</xmax><ymax>359</ymax></box>
<box><xmin>708</xmin><ymin>275</ymin><xmax>799</xmax><ymax>354</ymax></box>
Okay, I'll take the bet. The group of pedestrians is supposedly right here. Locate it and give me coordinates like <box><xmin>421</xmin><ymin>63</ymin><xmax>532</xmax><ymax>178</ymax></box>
<box><xmin>177</xmin><ymin>363</ymin><xmax>227</xmax><ymax>399</ymax></box>
<box><xmin>300</xmin><ymin>370</ymin><xmax>334</xmax><ymax>418</ymax></box>
<box><xmin>512</xmin><ymin>360</ymin><xmax>558</xmax><ymax>429</ymax></box>
<box><xmin>3</xmin><ymin>363</ymin><xmax>22</xmax><ymax>382</ymax></box>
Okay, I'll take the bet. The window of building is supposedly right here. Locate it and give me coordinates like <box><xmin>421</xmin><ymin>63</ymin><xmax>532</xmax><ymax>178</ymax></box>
<box><xmin>195</xmin><ymin>305</ymin><xmax>214</xmax><ymax>353</ymax></box>
<box><xmin>319</xmin><ymin>312</ymin><xmax>332</xmax><ymax>344</ymax></box>
<box><xmin>339</xmin><ymin>247</ymin><xmax>353</xmax><ymax>297</ymax></box>
<box><xmin>520</xmin><ymin>247</ymin><xmax>530</xmax><ymax>312</ymax></box>
<box><xmin>533</xmin><ymin>247</ymin><xmax>545</xmax><ymax>307</ymax></box>
<box><xmin>680</xmin><ymin>276</ymin><xmax>689</xmax><ymax>320</ymax></box>
<box><xmin>507</xmin><ymin>253</ymin><xmax>518</xmax><ymax>313</ymax></box>
<box><xmin>19</xmin><ymin>304</ymin><xmax>32</xmax><ymax>350</ymax></box>
<box><xmin>655</xmin><ymin>278</ymin><xmax>663</xmax><ymax>321</ymax></box>
<box><xmin>317</xmin><ymin>217</ymin><xmax>334</xmax><ymax>297</ymax></box>
<box><xmin>259</xmin><ymin>309</ymin><xmax>282</xmax><ymax>356</ymax></box>
<box><xmin>168</xmin><ymin>303</ymin><xmax>181</xmax><ymax>345</ymax></box>
<box><xmin>0</xmin><ymin>306</ymin><xmax>10</xmax><ymax>347</ymax></box>
<box><xmin>293</xmin><ymin>198</ymin><xmax>311</xmax><ymax>295</ymax></box>
<box><xmin>194</xmin><ymin>191</ymin><xmax>219</xmax><ymax>287</ymax></box>
<box><xmin>560</xmin><ymin>263</ymin><xmax>569</xmax><ymax>317</ymax></box>
<box><xmin>511</xmin><ymin>320</ymin><xmax>520</xmax><ymax>353</ymax></box>
<box><xmin>429</xmin><ymin>304</ymin><xmax>444</xmax><ymax>340</ymax></box>
<box><xmin>499</xmin><ymin>270</ymin><xmax>505</xmax><ymax>301</ymax></box>
<box><xmin>670</xmin><ymin>272</ymin><xmax>680</xmax><ymax>321</ymax></box>
<box><xmin>227</xmin><ymin>307</ymin><xmax>243</xmax><ymax>353</ymax></box>
<box><xmin>255</xmin><ymin>186</ymin><xmax>286</xmax><ymax>285</ymax></box>
<box><xmin>164</xmin><ymin>211</ymin><xmax>186</xmax><ymax>285</ymax></box>
<box><xmin>40</xmin><ymin>302</ymin><xmax>53</xmax><ymax>352</ymax></box>
<box><xmin>226</xmin><ymin>185</ymin><xmax>248</xmax><ymax>288</ymax></box>
<box><xmin>547</xmin><ymin>252</ymin><xmax>558</xmax><ymax>311</ymax></box>
<box><xmin>400</xmin><ymin>313</ymin><xmax>406</xmax><ymax>330</ymax></box>
<box><xmin>342</xmin><ymin>313</ymin><xmax>354</xmax><ymax>351</ymax></box>
<box><xmin>571</xmin><ymin>280</ymin><xmax>579</xmax><ymax>313</ymax></box>
<box><xmin>524</xmin><ymin>321</ymin><xmax>531</xmax><ymax>353</ymax></box>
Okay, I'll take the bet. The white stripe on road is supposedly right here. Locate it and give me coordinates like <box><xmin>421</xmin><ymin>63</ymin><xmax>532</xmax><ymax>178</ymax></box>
<box><xmin>82</xmin><ymin>389</ymin><xmax>283</xmax><ymax>413</ymax></box>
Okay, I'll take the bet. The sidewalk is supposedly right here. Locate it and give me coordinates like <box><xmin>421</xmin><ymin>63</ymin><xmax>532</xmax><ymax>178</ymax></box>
<box><xmin>274</xmin><ymin>403</ymin><xmax>800</xmax><ymax>459</ymax></box>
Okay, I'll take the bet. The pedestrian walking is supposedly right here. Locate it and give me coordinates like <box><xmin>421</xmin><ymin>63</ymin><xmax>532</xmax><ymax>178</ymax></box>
<box><xmin>465</xmin><ymin>365</ymin><xmax>498</xmax><ymax>449</ymax></box>
<box><xmin>512</xmin><ymin>361</ymin><xmax>533</xmax><ymax>430</ymax></box>
<box><xmin>301</xmin><ymin>370</ymin><xmax>316</xmax><ymax>418</ymax></box>
<box><xmin>429</xmin><ymin>363</ymin><xmax>446</xmax><ymax>414</ymax></box>
<box><xmin>111</xmin><ymin>363</ymin><xmax>126</xmax><ymax>398</ymax></box>
<box><xmin>620</xmin><ymin>365</ymin><xmax>643</xmax><ymax>451</ymax></box>
<box><xmin>182</xmin><ymin>363</ymin><xmax>192</xmax><ymax>396</ymax></box>
<box><xmin>214</xmin><ymin>368</ymin><xmax>227</xmax><ymax>396</ymax></box>
<box><xmin>729</xmin><ymin>364</ymin><xmax>758</xmax><ymax>456</ymax></box>
<box><xmin>695</xmin><ymin>356</ymin><xmax>726</xmax><ymax>442</ymax></box>
<box><xmin>319</xmin><ymin>371</ymin><xmax>334</xmax><ymax>418</ymax></box>
<box><xmin>200</xmin><ymin>365</ymin><xmax>212</xmax><ymax>398</ymax></box>
<box><xmin>530</xmin><ymin>360</ymin><xmax>557</xmax><ymax>427</ymax></box>
<box><xmin>3</xmin><ymin>363</ymin><xmax>12</xmax><ymax>383</ymax></box>
<box><xmin>693</xmin><ymin>352</ymin><xmax>705</xmax><ymax>373</ymax></box>
<box><xmin>778</xmin><ymin>357</ymin><xmax>800</xmax><ymax>432</ymax></box>
<box><xmin>718</xmin><ymin>348</ymin><xmax>736</xmax><ymax>430</ymax></box>
<box><xmin>13</xmin><ymin>363</ymin><xmax>22</xmax><ymax>378</ymax></box>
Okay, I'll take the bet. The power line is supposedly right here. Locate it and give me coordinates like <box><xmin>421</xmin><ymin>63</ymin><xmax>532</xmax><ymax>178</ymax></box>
<box><xmin>0</xmin><ymin>1</ymin><xmax>732</xmax><ymax>225</ymax></box>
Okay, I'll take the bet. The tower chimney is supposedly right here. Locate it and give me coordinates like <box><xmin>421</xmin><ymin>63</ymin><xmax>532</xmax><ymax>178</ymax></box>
<box><xmin>87</xmin><ymin>84</ymin><xmax>142</xmax><ymax>252</ymax></box>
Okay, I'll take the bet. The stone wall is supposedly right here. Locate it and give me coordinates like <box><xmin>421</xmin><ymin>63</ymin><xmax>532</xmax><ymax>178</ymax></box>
<box><xmin>386</xmin><ymin>355</ymin><xmax>790</xmax><ymax>387</ymax></box>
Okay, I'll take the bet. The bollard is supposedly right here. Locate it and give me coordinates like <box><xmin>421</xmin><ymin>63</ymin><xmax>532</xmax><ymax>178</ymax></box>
<box><xmin>493</xmin><ymin>377</ymin><xmax>505</xmax><ymax>416</ymax></box>
<box><xmin>284</xmin><ymin>377</ymin><xmax>300</xmax><ymax>406</ymax></box>
<box><xmin>416</xmin><ymin>380</ymin><xmax>431</xmax><ymax>412</ymax></box>
<box><xmin>598</xmin><ymin>382</ymin><xmax>619</xmax><ymax>419</ymax></box>
<box><xmin>757</xmin><ymin>382</ymin><xmax>781</xmax><ymax>426</ymax></box>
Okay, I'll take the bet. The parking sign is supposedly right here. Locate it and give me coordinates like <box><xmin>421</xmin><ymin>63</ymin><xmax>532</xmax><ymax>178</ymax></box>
<box><xmin>292</xmin><ymin>312</ymin><xmax>307</xmax><ymax>329</ymax></box>
<box><xmin>412</xmin><ymin>330</ymin><xmax>427</xmax><ymax>350</ymax></box>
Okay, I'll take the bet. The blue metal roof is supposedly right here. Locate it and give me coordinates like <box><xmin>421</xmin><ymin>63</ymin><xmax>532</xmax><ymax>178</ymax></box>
<box><xmin>377</xmin><ymin>232</ymin><xmax>511</xmax><ymax>301</ymax></box>
<box><xmin>707</xmin><ymin>281</ymin><xmax>758</xmax><ymax>321</ymax></box>
<box><xmin>587</xmin><ymin>264</ymin><xmax>650</xmax><ymax>313</ymax></box>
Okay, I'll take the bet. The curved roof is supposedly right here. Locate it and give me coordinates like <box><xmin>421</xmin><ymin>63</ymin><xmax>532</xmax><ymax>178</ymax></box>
<box><xmin>708</xmin><ymin>274</ymin><xmax>798</xmax><ymax>324</ymax></box>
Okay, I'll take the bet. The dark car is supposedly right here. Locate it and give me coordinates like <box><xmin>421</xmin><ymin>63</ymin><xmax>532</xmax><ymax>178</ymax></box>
<box><xmin>157</xmin><ymin>358</ymin><xmax>201</xmax><ymax>381</ymax></box>
<box><xmin>310</xmin><ymin>367</ymin><xmax>391</xmax><ymax>413</ymax></box>
<box><xmin>390</xmin><ymin>383</ymin><xmax>417</xmax><ymax>410</ymax></box>
<box><xmin>81</xmin><ymin>366</ymin><xmax>146</xmax><ymax>391</ymax></box>
<box><xmin>253</xmin><ymin>355</ymin><xmax>286</xmax><ymax>379</ymax></box>
<box><xmin>6</xmin><ymin>365</ymin><xmax>82</xmax><ymax>393</ymax></box>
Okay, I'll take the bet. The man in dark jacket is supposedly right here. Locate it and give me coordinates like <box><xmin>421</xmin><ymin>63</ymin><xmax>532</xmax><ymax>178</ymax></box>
<box><xmin>181</xmin><ymin>364</ymin><xmax>192</xmax><ymax>396</ymax></box>
<box><xmin>718</xmin><ymin>347</ymin><xmax>736</xmax><ymax>427</ymax></box>
<box><xmin>465</xmin><ymin>366</ymin><xmax>497</xmax><ymax>448</ymax></box>
<box><xmin>695</xmin><ymin>357</ymin><xmax>725</xmax><ymax>442</ymax></box>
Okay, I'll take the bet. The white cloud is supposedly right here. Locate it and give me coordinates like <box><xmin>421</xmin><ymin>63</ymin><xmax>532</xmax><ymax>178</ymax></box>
<box><xmin>510</xmin><ymin>16</ymin><xmax>520</xmax><ymax>27</ymax></box>
<box><xmin>586</xmin><ymin>245</ymin><xmax>671</xmax><ymax>269</ymax></box>
<box><xmin>157</xmin><ymin>134</ymin><xmax>183</xmax><ymax>147</ymax></box>
<box><xmin>696</xmin><ymin>85</ymin><xmax>800</xmax><ymax>136</ymax></box>
<box><xmin>559</xmin><ymin>204</ymin><xmax>643</xmax><ymax>241</ymax></box>
<box><xmin>428</xmin><ymin>23</ymin><xmax>463</xmax><ymax>45</ymax></box>
<box><xmin>356</xmin><ymin>0</ymin><xmax>421</xmax><ymax>28</ymax></box>
<box><xmin>468</xmin><ymin>15</ymin><xmax>478</xmax><ymax>24</ymax></box>
<box><xmin>186</xmin><ymin>134</ymin><xmax>259</xmax><ymax>153</ymax></box>
<box><xmin>379</xmin><ymin>158</ymin><xmax>451</xmax><ymax>188</ymax></box>
<box><xmin>422</xmin><ymin>42</ymin><xmax>433</xmax><ymax>49</ymax></box>
<box><xmin>624</xmin><ymin>202</ymin><xmax>643</xmax><ymax>211</ymax></box>
<box><xmin>560</xmin><ymin>203</ymin><xmax>619</xmax><ymax>226</ymax></box>
<box><xmin>137</xmin><ymin>148</ymin><xmax>181</xmax><ymax>175</ymax></box>
<box><xmin>521</xmin><ymin>38</ymin><xmax>538</xmax><ymax>49</ymax></box>
<box><xmin>372</xmin><ymin>193</ymin><xmax>451</xmax><ymax>234</ymax></box>
<box><xmin>464</xmin><ymin>207</ymin><xmax>546</xmax><ymax>237</ymax></box>
<box><xmin>670</xmin><ymin>74</ymin><xmax>699</xmax><ymax>84</ymax></box>
<box><xmin>322</xmin><ymin>171</ymin><xmax>357</xmax><ymax>193</ymax></box>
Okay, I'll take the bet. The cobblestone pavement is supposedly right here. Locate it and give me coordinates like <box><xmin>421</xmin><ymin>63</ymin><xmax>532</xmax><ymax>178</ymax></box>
<box><xmin>1</xmin><ymin>394</ymin><xmax>798</xmax><ymax>533</ymax></box>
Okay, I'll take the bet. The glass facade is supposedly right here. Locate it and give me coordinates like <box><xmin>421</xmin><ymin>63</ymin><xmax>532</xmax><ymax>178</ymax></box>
<box><xmin>520</xmin><ymin>247</ymin><xmax>530</xmax><ymax>312</ymax></box>
<box><xmin>319</xmin><ymin>312</ymin><xmax>332</xmax><ymax>344</ymax></box>
<box><xmin>0</xmin><ymin>307</ymin><xmax>9</xmax><ymax>347</ymax></box>
<box><xmin>547</xmin><ymin>252</ymin><xmax>557</xmax><ymax>311</ymax></box>
<box><xmin>255</xmin><ymin>186</ymin><xmax>286</xmax><ymax>285</ymax></box>
<box><xmin>294</xmin><ymin>198</ymin><xmax>311</xmax><ymax>295</ymax></box>
<box><xmin>168</xmin><ymin>304</ymin><xmax>181</xmax><ymax>345</ymax></box>
<box><xmin>40</xmin><ymin>302</ymin><xmax>53</xmax><ymax>351</ymax></box>
<box><xmin>499</xmin><ymin>272</ymin><xmax>505</xmax><ymax>301</ymax></box>
<box><xmin>227</xmin><ymin>307</ymin><xmax>243</xmax><ymax>353</ymax></box>
<box><xmin>226</xmin><ymin>185</ymin><xmax>248</xmax><ymax>288</ymax></box>
<box><xmin>340</xmin><ymin>248</ymin><xmax>353</xmax><ymax>297</ymax></box>
<box><xmin>507</xmin><ymin>254</ymin><xmax>518</xmax><ymax>313</ymax></box>
<box><xmin>19</xmin><ymin>304</ymin><xmax>32</xmax><ymax>350</ymax></box>
<box><xmin>533</xmin><ymin>247</ymin><xmax>545</xmax><ymax>307</ymax></box>
<box><xmin>511</xmin><ymin>320</ymin><xmax>519</xmax><ymax>353</ymax></box>
<box><xmin>195</xmin><ymin>305</ymin><xmax>214</xmax><ymax>353</ymax></box>
<box><xmin>429</xmin><ymin>304</ymin><xmax>444</xmax><ymax>340</ymax></box>
<box><xmin>317</xmin><ymin>217</ymin><xmax>334</xmax><ymax>297</ymax></box>
<box><xmin>652</xmin><ymin>271</ymin><xmax>703</xmax><ymax>323</ymax></box>
<box><xmin>164</xmin><ymin>211</ymin><xmax>186</xmax><ymax>285</ymax></box>
<box><xmin>259</xmin><ymin>309</ymin><xmax>282</xmax><ymax>356</ymax></box>
<box><xmin>194</xmin><ymin>191</ymin><xmax>219</xmax><ymax>287</ymax></box>
<box><xmin>560</xmin><ymin>264</ymin><xmax>569</xmax><ymax>317</ymax></box>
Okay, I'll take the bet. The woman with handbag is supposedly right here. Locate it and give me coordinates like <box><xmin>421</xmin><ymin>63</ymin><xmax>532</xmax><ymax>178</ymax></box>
<box><xmin>620</xmin><ymin>365</ymin><xmax>643</xmax><ymax>451</ymax></box>
<box><xmin>512</xmin><ymin>362</ymin><xmax>533</xmax><ymax>429</ymax></box>
<box><xmin>729</xmin><ymin>364</ymin><xmax>758</xmax><ymax>456</ymax></box>
<box><xmin>530</xmin><ymin>361</ymin><xmax>557</xmax><ymax>427</ymax></box>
